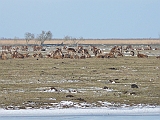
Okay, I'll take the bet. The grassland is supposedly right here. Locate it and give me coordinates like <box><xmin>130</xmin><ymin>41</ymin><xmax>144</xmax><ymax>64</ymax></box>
<box><xmin>0</xmin><ymin>56</ymin><xmax>159</xmax><ymax>109</ymax></box>
<box><xmin>0</xmin><ymin>39</ymin><xmax>160</xmax><ymax>45</ymax></box>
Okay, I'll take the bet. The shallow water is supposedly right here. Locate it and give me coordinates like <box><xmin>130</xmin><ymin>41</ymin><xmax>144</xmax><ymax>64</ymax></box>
<box><xmin>1</xmin><ymin>115</ymin><xmax>160</xmax><ymax>120</ymax></box>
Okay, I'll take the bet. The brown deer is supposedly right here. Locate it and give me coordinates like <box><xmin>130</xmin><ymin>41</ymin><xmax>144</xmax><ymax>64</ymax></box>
<box><xmin>52</xmin><ymin>48</ymin><xmax>64</xmax><ymax>59</ymax></box>
<box><xmin>0</xmin><ymin>51</ymin><xmax>7</xmax><ymax>60</ymax></box>
<box><xmin>104</xmin><ymin>52</ymin><xmax>115</xmax><ymax>58</ymax></box>
<box><xmin>130</xmin><ymin>51</ymin><xmax>135</xmax><ymax>56</ymax></box>
<box><xmin>23</xmin><ymin>53</ymin><xmax>30</xmax><ymax>58</ymax></box>
<box><xmin>32</xmin><ymin>52</ymin><xmax>43</xmax><ymax>58</ymax></box>
<box><xmin>33</xmin><ymin>45</ymin><xmax>42</xmax><ymax>51</ymax></box>
<box><xmin>137</xmin><ymin>51</ymin><xmax>148</xmax><ymax>58</ymax></box>
<box><xmin>91</xmin><ymin>46</ymin><xmax>102</xmax><ymax>56</ymax></box>
<box><xmin>11</xmin><ymin>51</ymin><xmax>24</xmax><ymax>58</ymax></box>
<box><xmin>66</xmin><ymin>47</ymin><xmax>76</xmax><ymax>55</ymax></box>
<box><xmin>64</xmin><ymin>53</ymin><xmax>71</xmax><ymax>58</ymax></box>
<box><xmin>117</xmin><ymin>51</ymin><xmax>123</xmax><ymax>57</ymax></box>
<box><xmin>97</xmin><ymin>54</ymin><xmax>105</xmax><ymax>58</ymax></box>
<box><xmin>21</xmin><ymin>45</ymin><xmax>28</xmax><ymax>51</ymax></box>
<box><xmin>78</xmin><ymin>47</ymin><xmax>91</xmax><ymax>58</ymax></box>
<box><xmin>70</xmin><ymin>54</ymin><xmax>79</xmax><ymax>59</ymax></box>
<box><xmin>143</xmin><ymin>45</ymin><xmax>152</xmax><ymax>50</ymax></box>
<box><xmin>80</xmin><ymin>54</ymin><xmax>86</xmax><ymax>59</ymax></box>
<box><xmin>156</xmin><ymin>56</ymin><xmax>160</xmax><ymax>59</ymax></box>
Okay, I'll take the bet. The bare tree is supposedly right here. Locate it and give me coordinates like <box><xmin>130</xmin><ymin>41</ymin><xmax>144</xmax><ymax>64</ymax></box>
<box><xmin>71</xmin><ymin>36</ymin><xmax>84</xmax><ymax>47</ymax></box>
<box><xmin>64</xmin><ymin>35</ymin><xmax>72</xmax><ymax>40</ymax></box>
<box><xmin>14</xmin><ymin>36</ymin><xmax>19</xmax><ymax>44</ymax></box>
<box><xmin>36</xmin><ymin>31</ymin><xmax>52</xmax><ymax>46</ymax></box>
<box><xmin>25</xmin><ymin>32</ymin><xmax>34</xmax><ymax>45</ymax></box>
<box><xmin>63</xmin><ymin>35</ymin><xmax>84</xmax><ymax>46</ymax></box>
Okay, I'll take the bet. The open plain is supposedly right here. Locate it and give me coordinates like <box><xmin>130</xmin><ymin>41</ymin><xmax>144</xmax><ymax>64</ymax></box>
<box><xmin>0</xmin><ymin>39</ymin><xmax>160</xmax><ymax>109</ymax></box>
<box><xmin>0</xmin><ymin>38</ymin><xmax>160</xmax><ymax>45</ymax></box>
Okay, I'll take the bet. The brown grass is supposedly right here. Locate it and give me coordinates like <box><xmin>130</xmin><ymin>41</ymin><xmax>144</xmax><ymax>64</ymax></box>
<box><xmin>0</xmin><ymin>39</ymin><xmax>160</xmax><ymax>45</ymax></box>
<box><xmin>0</xmin><ymin>56</ymin><xmax>159</xmax><ymax>109</ymax></box>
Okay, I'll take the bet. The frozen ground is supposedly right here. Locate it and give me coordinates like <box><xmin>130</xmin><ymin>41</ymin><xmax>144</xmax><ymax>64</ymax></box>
<box><xmin>0</xmin><ymin>105</ymin><xmax>160</xmax><ymax>116</ymax></box>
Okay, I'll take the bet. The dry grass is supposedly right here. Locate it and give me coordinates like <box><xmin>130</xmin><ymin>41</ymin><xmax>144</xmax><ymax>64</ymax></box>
<box><xmin>0</xmin><ymin>56</ymin><xmax>159</xmax><ymax>109</ymax></box>
<box><xmin>0</xmin><ymin>39</ymin><xmax>160</xmax><ymax>45</ymax></box>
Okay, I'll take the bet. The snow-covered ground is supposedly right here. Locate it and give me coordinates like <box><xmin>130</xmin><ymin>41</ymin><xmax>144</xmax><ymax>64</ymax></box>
<box><xmin>0</xmin><ymin>106</ymin><xmax>160</xmax><ymax>116</ymax></box>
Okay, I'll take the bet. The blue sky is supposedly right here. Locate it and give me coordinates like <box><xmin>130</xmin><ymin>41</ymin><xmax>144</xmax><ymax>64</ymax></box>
<box><xmin>0</xmin><ymin>0</ymin><xmax>160</xmax><ymax>39</ymax></box>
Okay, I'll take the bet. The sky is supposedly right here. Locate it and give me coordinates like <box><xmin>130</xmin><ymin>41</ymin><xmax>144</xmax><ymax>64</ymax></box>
<box><xmin>0</xmin><ymin>0</ymin><xmax>160</xmax><ymax>39</ymax></box>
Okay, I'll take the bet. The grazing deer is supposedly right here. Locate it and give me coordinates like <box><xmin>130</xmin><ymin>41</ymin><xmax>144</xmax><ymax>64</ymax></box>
<box><xmin>137</xmin><ymin>51</ymin><xmax>148</xmax><ymax>58</ymax></box>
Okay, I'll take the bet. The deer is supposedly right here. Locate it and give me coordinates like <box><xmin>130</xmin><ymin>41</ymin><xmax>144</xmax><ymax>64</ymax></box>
<box><xmin>130</xmin><ymin>51</ymin><xmax>135</xmax><ymax>56</ymax></box>
<box><xmin>63</xmin><ymin>46</ymin><xmax>77</xmax><ymax>55</ymax></box>
<box><xmin>104</xmin><ymin>52</ymin><xmax>115</xmax><ymax>58</ymax></box>
<box><xmin>137</xmin><ymin>51</ymin><xmax>148</xmax><ymax>58</ymax></box>
<box><xmin>156</xmin><ymin>56</ymin><xmax>160</xmax><ymax>59</ymax></box>
<box><xmin>91</xmin><ymin>46</ymin><xmax>102</xmax><ymax>56</ymax></box>
<box><xmin>33</xmin><ymin>45</ymin><xmax>42</xmax><ymax>51</ymax></box>
<box><xmin>78</xmin><ymin>47</ymin><xmax>91</xmax><ymax>58</ymax></box>
<box><xmin>52</xmin><ymin>48</ymin><xmax>64</xmax><ymax>59</ymax></box>
<box><xmin>67</xmin><ymin>47</ymin><xmax>77</xmax><ymax>55</ymax></box>
<box><xmin>0</xmin><ymin>51</ymin><xmax>7</xmax><ymax>60</ymax></box>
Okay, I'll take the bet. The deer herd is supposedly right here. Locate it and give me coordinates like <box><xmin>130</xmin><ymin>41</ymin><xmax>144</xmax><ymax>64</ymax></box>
<box><xmin>0</xmin><ymin>44</ymin><xmax>160</xmax><ymax>60</ymax></box>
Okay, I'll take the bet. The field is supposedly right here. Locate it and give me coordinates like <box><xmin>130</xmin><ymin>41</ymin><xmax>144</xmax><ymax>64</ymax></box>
<box><xmin>0</xmin><ymin>39</ymin><xmax>160</xmax><ymax>45</ymax></box>
<box><xmin>0</xmin><ymin>40</ymin><xmax>160</xmax><ymax>109</ymax></box>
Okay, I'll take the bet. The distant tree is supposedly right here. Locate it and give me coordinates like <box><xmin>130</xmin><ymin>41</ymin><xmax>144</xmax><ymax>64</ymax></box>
<box><xmin>64</xmin><ymin>35</ymin><xmax>72</xmax><ymax>40</ymax></box>
<box><xmin>14</xmin><ymin>36</ymin><xmax>19</xmax><ymax>44</ymax></box>
<box><xmin>63</xmin><ymin>35</ymin><xmax>71</xmax><ymax>44</ymax></box>
<box><xmin>25</xmin><ymin>32</ymin><xmax>35</xmax><ymax>45</ymax></box>
<box><xmin>36</xmin><ymin>31</ymin><xmax>52</xmax><ymax>46</ymax></box>
<box><xmin>63</xmin><ymin>35</ymin><xmax>84</xmax><ymax>46</ymax></box>
<box><xmin>71</xmin><ymin>36</ymin><xmax>84</xmax><ymax>46</ymax></box>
